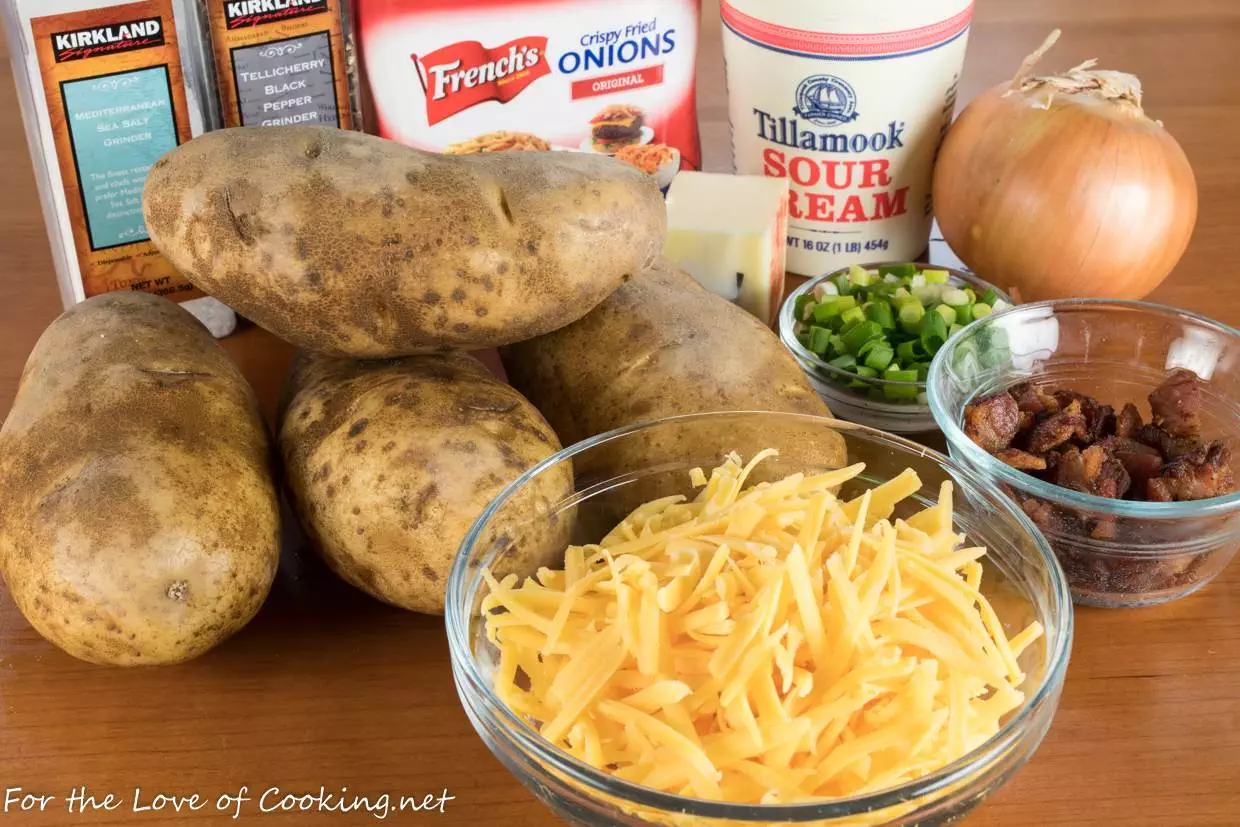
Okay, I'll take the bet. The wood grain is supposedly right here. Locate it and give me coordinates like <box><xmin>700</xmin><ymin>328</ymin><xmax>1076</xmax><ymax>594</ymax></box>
<box><xmin>2</xmin><ymin>2</ymin><xmax>1239</xmax><ymax>825</ymax></box>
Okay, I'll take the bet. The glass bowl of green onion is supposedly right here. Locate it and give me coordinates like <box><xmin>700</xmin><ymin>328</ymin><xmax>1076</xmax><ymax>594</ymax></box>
<box><xmin>779</xmin><ymin>262</ymin><xmax>1013</xmax><ymax>434</ymax></box>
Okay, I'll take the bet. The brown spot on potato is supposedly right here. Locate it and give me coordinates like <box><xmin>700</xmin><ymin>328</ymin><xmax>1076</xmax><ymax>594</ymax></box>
<box><xmin>382</xmin><ymin>441</ymin><xmax>396</xmax><ymax>452</ymax></box>
<box><xmin>348</xmin><ymin>419</ymin><xmax>369</xmax><ymax>438</ymax></box>
<box><xmin>451</xmin><ymin>289</ymin><xmax>466</xmax><ymax>302</ymax></box>
<box><xmin>411</xmin><ymin>483</ymin><xmax>438</xmax><ymax>523</ymax></box>
<box><xmin>167</xmin><ymin>581</ymin><xmax>190</xmax><ymax>602</ymax></box>
<box><xmin>424</xmin><ymin>291</ymin><xmax>441</xmax><ymax>305</ymax></box>
<box><xmin>453</xmin><ymin>322</ymin><xmax>470</xmax><ymax>333</ymax></box>
<box><xmin>475</xmin><ymin>307</ymin><xmax>488</xmax><ymax>317</ymax></box>
<box><xmin>314</xmin><ymin>462</ymin><xmax>331</xmax><ymax>481</ymax></box>
<box><xmin>355</xmin><ymin>440</ymin><xmax>368</xmax><ymax>452</ymax></box>
<box><xmin>422</xmin><ymin>565</ymin><xmax>439</xmax><ymax>582</ymax></box>
<box><xmin>352</xmin><ymin>506</ymin><xmax>361</xmax><ymax>515</ymax></box>
<box><xmin>306</xmin><ymin>270</ymin><xmax>323</xmax><ymax>287</ymax></box>
<box><xmin>326</xmin><ymin>485</ymin><xmax>337</xmax><ymax>498</ymax></box>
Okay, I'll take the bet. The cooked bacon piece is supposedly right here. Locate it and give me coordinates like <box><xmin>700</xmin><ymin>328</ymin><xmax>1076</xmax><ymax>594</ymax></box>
<box><xmin>1148</xmin><ymin>368</ymin><xmax>1204</xmax><ymax>437</ymax></box>
<box><xmin>1146</xmin><ymin>442</ymin><xmax>1235</xmax><ymax>502</ymax></box>
<box><xmin>1081</xmin><ymin>399</ymin><xmax>1116</xmax><ymax>444</ymax></box>
<box><xmin>1095</xmin><ymin>436</ymin><xmax>1163</xmax><ymax>492</ymax></box>
<box><xmin>1115</xmin><ymin>403</ymin><xmax>1144</xmax><ymax>439</ymax></box>
<box><xmin>1027</xmin><ymin>400</ymin><xmax>1087</xmax><ymax>453</ymax></box>
<box><xmin>963</xmin><ymin>391</ymin><xmax>1020</xmax><ymax>453</ymax></box>
<box><xmin>1020</xmin><ymin>497</ymin><xmax>1084</xmax><ymax>536</ymax></box>
<box><xmin>1011</xmin><ymin>382</ymin><xmax>1051</xmax><ymax>415</ymax></box>
<box><xmin>1081</xmin><ymin>444</ymin><xmax>1131</xmax><ymax>499</ymax></box>
<box><xmin>1134</xmin><ymin>424</ymin><xmax>1203</xmax><ymax>461</ymax></box>
<box><xmin>995</xmin><ymin>448</ymin><xmax>1048</xmax><ymax>471</ymax></box>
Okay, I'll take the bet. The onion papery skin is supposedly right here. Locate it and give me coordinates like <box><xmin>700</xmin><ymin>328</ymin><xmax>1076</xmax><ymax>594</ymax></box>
<box><xmin>933</xmin><ymin>83</ymin><xmax>1197</xmax><ymax>302</ymax></box>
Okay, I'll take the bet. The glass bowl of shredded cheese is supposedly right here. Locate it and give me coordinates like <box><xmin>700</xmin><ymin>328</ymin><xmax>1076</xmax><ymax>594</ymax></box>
<box><xmin>447</xmin><ymin>412</ymin><xmax>1072</xmax><ymax>826</ymax></box>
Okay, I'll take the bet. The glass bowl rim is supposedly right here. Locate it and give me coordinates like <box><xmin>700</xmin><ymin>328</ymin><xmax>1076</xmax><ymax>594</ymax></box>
<box><xmin>778</xmin><ymin>262</ymin><xmax>1013</xmax><ymax>393</ymax></box>
<box><xmin>926</xmin><ymin>297</ymin><xmax>1240</xmax><ymax>521</ymax></box>
<box><xmin>446</xmin><ymin>410</ymin><xmax>1074</xmax><ymax>822</ymax></box>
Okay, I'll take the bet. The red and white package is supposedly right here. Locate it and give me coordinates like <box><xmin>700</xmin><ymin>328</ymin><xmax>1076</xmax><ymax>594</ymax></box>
<box><xmin>351</xmin><ymin>0</ymin><xmax>701</xmax><ymax>186</ymax></box>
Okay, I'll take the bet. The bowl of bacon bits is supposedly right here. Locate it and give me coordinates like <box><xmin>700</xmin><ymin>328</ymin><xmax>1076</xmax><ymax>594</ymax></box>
<box><xmin>928</xmin><ymin>299</ymin><xmax>1240</xmax><ymax>607</ymax></box>
<box><xmin>446</xmin><ymin>412</ymin><xmax>1072</xmax><ymax>826</ymax></box>
<box><xmin>615</xmin><ymin>144</ymin><xmax>681</xmax><ymax>190</ymax></box>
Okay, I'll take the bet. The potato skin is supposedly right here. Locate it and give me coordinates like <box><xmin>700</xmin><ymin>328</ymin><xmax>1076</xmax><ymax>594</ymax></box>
<box><xmin>0</xmin><ymin>293</ymin><xmax>280</xmax><ymax>666</ymax></box>
<box><xmin>279</xmin><ymin>351</ymin><xmax>573</xmax><ymax>614</ymax></box>
<box><xmin>143</xmin><ymin>126</ymin><xmax>666</xmax><ymax>358</ymax></box>
<box><xmin>501</xmin><ymin>261</ymin><xmax>848</xmax><ymax>501</ymax></box>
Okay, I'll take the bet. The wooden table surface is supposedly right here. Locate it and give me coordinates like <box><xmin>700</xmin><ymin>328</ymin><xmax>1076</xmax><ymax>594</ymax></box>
<box><xmin>2</xmin><ymin>2</ymin><xmax>1239</xmax><ymax>825</ymax></box>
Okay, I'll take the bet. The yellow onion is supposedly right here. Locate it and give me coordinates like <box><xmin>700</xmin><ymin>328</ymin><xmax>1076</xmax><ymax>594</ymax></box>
<box><xmin>933</xmin><ymin>30</ymin><xmax>1197</xmax><ymax>301</ymax></box>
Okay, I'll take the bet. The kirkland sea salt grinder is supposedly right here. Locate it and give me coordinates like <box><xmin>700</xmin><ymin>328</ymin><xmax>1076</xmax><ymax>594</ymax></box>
<box><xmin>3</xmin><ymin>0</ymin><xmax>237</xmax><ymax>336</ymax></box>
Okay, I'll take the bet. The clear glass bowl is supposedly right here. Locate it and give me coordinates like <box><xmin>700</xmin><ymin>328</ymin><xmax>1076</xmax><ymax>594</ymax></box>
<box><xmin>927</xmin><ymin>299</ymin><xmax>1240</xmax><ymax>608</ymax></box>
<box><xmin>446</xmin><ymin>411</ymin><xmax>1072</xmax><ymax>826</ymax></box>
<box><xmin>779</xmin><ymin>264</ymin><xmax>1010</xmax><ymax>435</ymax></box>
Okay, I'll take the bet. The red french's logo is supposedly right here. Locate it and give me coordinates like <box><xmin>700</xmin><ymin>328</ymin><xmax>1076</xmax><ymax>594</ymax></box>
<box><xmin>413</xmin><ymin>37</ymin><xmax>551</xmax><ymax>126</ymax></box>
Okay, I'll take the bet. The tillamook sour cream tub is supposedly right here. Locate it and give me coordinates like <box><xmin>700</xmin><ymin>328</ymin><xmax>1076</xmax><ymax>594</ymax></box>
<box><xmin>721</xmin><ymin>0</ymin><xmax>973</xmax><ymax>275</ymax></box>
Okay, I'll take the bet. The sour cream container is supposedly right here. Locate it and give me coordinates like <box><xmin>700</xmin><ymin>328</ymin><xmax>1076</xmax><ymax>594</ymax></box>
<box><xmin>720</xmin><ymin>0</ymin><xmax>973</xmax><ymax>276</ymax></box>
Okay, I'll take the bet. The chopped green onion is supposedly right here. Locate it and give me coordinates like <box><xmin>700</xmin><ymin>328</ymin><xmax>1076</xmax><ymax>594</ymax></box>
<box><xmin>813</xmin><ymin>280</ymin><xmax>839</xmax><ymax>300</ymax></box>
<box><xmin>848</xmin><ymin>365</ymin><xmax>879</xmax><ymax>389</ymax></box>
<box><xmin>842</xmin><ymin>320</ymin><xmax>883</xmax><ymax>354</ymax></box>
<box><xmin>808</xmin><ymin>325</ymin><xmax>832</xmax><ymax>355</ymax></box>
<box><xmin>848</xmin><ymin>265</ymin><xmax>874</xmax><ymax>287</ymax></box>
<box><xmin>794</xmin><ymin>294</ymin><xmax>816</xmax><ymax>322</ymax></box>
<box><xmin>865</xmin><ymin>300</ymin><xmax>896</xmax><ymax>330</ymax></box>
<box><xmin>864</xmin><ymin>343</ymin><xmax>894</xmax><ymax>371</ymax></box>
<box><xmin>896</xmin><ymin>340</ymin><xmax>926</xmax><ymax>363</ymax></box>
<box><xmin>920</xmin><ymin>310</ymin><xmax>949</xmax><ymax>354</ymax></box>
<box><xmin>883</xmin><ymin>367</ymin><xmax>920</xmax><ymax>401</ymax></box>
<box><xmin>788</xmin><ymin>262</ymin><xmax>1016</xmax><ymax>406</ymax></box>
<box><xmin>878</xmin><ymin>263</ymin><xmax>917</xmax><ymax>279</ymax></box>
<box><xmin>899</xmin><ymin>301</ymin><xmax>925</xmax><ymax>335</ymax></box>
<box><xmin>840</xmin><ymin>306</ymin><xmax>867</xmax><ymax>329</ymax></box>
<box><xmin>941</xmin><ymin>287</ymin><xmax>970</xmax><ymax>306</ymax></box>
<box><xmin>911</xmin><ymin>284</ymin><xmax>942</xmax><ymax>305</ymax></box>
<box><xmin>828</xmin><ymin>353</ymin><xmax>857</xmax><ymax>372</ymax></box>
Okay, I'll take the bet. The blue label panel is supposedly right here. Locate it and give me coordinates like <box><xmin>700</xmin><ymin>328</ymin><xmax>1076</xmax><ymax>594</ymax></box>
<box><xmin>61</xmin><ymin>67</ymin><xmax>178</xmax><ymax>251</ymax></box>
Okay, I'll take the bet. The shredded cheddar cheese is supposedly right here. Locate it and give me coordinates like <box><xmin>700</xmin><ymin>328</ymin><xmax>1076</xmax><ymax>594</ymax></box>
<box><xmin>480</xmin><ymin>450</ymin><xmax>1043</xmax><ymax>812</ymax></box>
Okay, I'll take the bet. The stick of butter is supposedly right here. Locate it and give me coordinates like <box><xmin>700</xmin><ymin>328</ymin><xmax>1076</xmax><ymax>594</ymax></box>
<box><xmin>662</xmin><ymin>171</ymin><xmax>790</xmax><ymax>326</ymax></box>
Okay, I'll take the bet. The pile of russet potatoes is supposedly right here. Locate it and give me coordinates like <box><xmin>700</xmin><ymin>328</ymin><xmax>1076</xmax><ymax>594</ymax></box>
<box><xmin>0</xmin><ymin>126</ymin><xmax>844</xmax><ymax>667</ymax></box>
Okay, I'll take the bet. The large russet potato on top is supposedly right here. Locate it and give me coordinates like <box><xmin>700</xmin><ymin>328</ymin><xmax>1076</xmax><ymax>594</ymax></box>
<box><xmin>142</xmin><ymin>126</ymin><xmax>667</xmax><ymax>358</ymax></box>
<box><xmin>279</xmin><ymin>351</ymin><xmax>574</xmax><ymax>614</ymax></box>
<box><xmin>0</xmin><ymin>293</ymin><xmax>280</xmax><ymax>667</ymax></box>
<box><xmin>501</xmin><ymin>261</ymin><xmax>848</xmax><ymax>504</ymax></box>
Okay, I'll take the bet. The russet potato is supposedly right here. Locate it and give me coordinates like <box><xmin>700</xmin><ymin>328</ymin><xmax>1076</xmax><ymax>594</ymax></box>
<box><xmin>0</xmin><ymin>293</ymin><xmax>280</xmax><ymax>666</ymax></box>
<box><xmin>143</xmin><ymin>126</ymin><xmax>666</xmax><ymax>358</ymax></box>
<box><xmin>279</xmin><ymin>351</ymin><xmax>573</xmax><ymax>614</ymax></box>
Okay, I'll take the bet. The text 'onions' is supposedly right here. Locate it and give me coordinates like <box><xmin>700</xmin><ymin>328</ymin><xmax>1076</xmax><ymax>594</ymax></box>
<box><xmin>932</xmin><ymin>30</ymin><xmax>1197</xmax><ymax>302</ymax></box>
